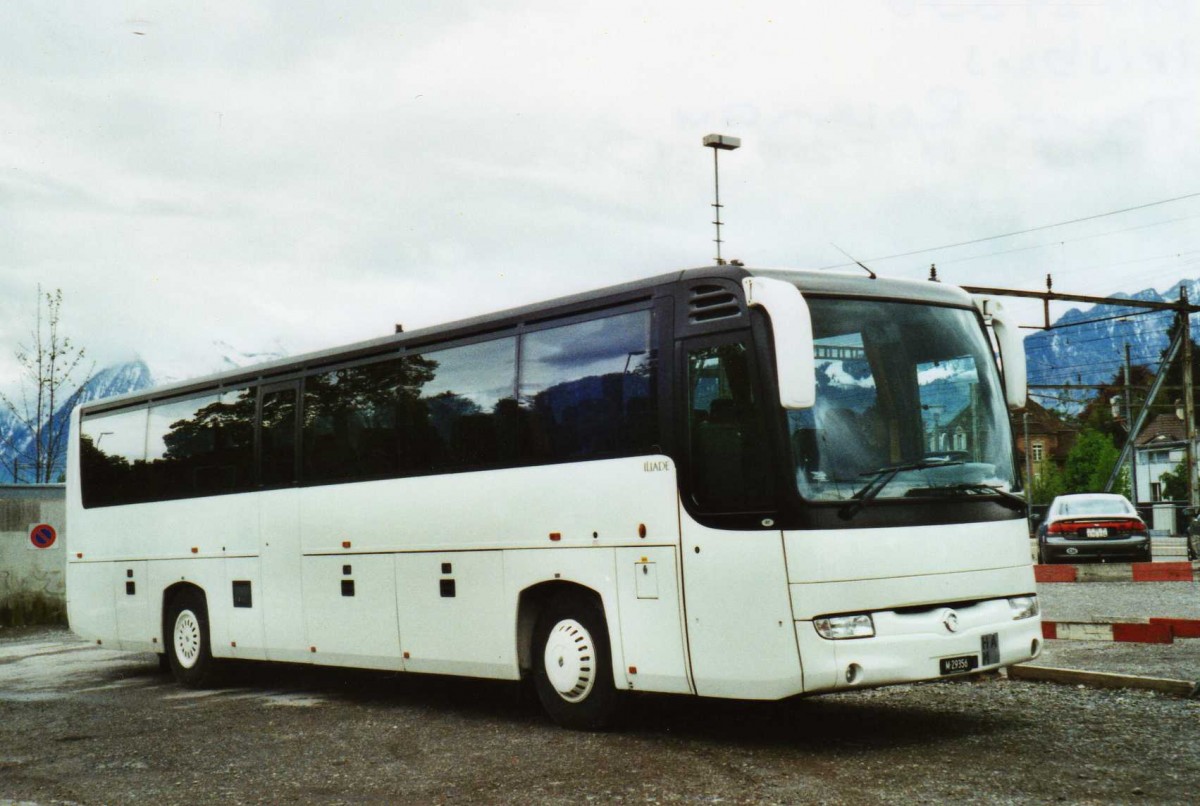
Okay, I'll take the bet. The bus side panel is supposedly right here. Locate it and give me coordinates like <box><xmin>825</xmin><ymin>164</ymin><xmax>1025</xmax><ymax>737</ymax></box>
<box><xmin>65</xmin><ymin>561</ymin><xmax>116</xmax><ymax>645</ymax></box>
<box><xmin>114</xmin><ymin>560</ymin><xmax>153</xmax><ymax>651</ymax></box>
<box><xmin>295</xmin><ymin>458</ymin><xmax>679</xmax><ymax>554</ymax></box>
<box><xmin>396</xmin><ymin>551</ymin><xmax>513</xmax><ymax>679</ymax></box>
<box><xmin>303</xmin><ymin>554</ymin><xmax>402</xmax><ymax>671</ymax></box>
<box><xmin>259</xmin><ymin>489</ymin><xmax>308</xmax><ymax>663</ymax></box>
<box><xmin>224</xmin><ymin>556</ymin><xmax>265</xmax><ymax>660</ymax></box>
<box><xmin>613</xmin><ymin>546</ymin><xmax>692</xmax><ymax>694</ymax></box>
<box><xmin>680</xmin><ymin>518</ymin><xmax>803</xmax><ymax>699</ymax></box>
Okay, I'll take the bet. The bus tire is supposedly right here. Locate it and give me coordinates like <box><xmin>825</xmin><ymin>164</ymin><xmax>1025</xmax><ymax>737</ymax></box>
<box><xmin>166</xmin><ymin>589</ymin><xmax>221</xmax><ymax>688</ymax></box>
<box><xmin>532</xmin><ymin>595</ymin><xmax>618</xmax><ymax>730</ymax></box>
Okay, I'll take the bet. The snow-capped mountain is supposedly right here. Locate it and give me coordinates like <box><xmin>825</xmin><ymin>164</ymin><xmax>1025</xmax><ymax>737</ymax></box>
<box><xmin>1023</xmin><ymin>278</ymin><xmax>1197</xmax><ymax>401</ymax></box>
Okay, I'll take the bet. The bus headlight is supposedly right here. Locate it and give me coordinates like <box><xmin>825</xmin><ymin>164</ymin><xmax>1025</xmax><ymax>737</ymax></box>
<box><xmin>814</xmin><ymin>614</ymin><xmax>875</xmax><ymax>640</ymax></box>
<box><xmin>1008</xmin><ymin>595</ymin><xmax>1038</xmax><ymax>620</ymax></box>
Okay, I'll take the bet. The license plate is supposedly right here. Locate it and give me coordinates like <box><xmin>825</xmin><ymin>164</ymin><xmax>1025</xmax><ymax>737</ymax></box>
<box><xmin>981</xmin><ymin>632</ymin><xmax>1000</xmax><ymax>666</ymax></box>
<box><xmin>939</xmin><ymin>655</ymin><xmax>978</xmax><ymax>675</ymax></box>
<box><xmin>1086</xmin><ymin>527</ymin><xmax>1108</xmax><ymax>538</ymax></box>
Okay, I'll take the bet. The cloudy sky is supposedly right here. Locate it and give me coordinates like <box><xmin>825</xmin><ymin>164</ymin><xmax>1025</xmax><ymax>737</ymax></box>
<box><xmin>2</xmin><ymin>1</ymin><xmax>1199</xmax><ymax>389</ymax></box>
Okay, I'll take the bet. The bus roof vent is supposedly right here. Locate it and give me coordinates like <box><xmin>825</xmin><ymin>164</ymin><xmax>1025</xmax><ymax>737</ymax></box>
<box><xmin>688</xmin><ymin>284</ymin><xmax>742</xmax><ymax>323</ymax></box>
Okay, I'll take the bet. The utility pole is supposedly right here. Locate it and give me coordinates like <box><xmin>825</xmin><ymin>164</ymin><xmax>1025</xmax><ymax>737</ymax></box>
<box><xmin>1124</xmin><ymin>343</ymin><xmax>1137</xmax><ymax>505</ymax></box>
<box><xmin>1023</xmin><ymin>411</ymin><xmax>1033</xmax><ymax>533</ymax></box>
<box><xmin>1184</xmin><ymin>286</ymin><xmax>1197</xmax><ymax>510</ymax></box>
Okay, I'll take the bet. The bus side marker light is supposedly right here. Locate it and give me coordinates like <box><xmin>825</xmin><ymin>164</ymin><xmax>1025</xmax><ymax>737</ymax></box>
<box><xmin>403</xmin><ymin>651</ymin><xmax>410</xmax><ymax>659</ymax></box>
<box><xmin>190</xmin><ymin>547</ymin><xmax>198</xmax><ymax>554</ymax></box>
<box><xmin>638</xmin><ymin>523</ymin><xmax>647</xmax><ymax>538</ymax></box>
<box><xmin>549</xmin><ymin>532</ymin><xmax>561</xmax><ymax>542</ymax></box>
<box><xmin>310</xmin><ymin>646</ymin><xmax>317</xmax><ymax>653</ymax></box>
<box><xmin>231</xmin><ymin>641</ymin><xmax>237</xmax><ymax>648</ymax></box>
<box><xmin>342</xmin><ymin>541</ymin><xmax>351</xmax><ymax>549</ymax></box>
<box><xmin>76</xmin><ymin>553</ymin><xmax>83</xmax><ymax>559</ymax></box>
<box><xmin>628</xmin><ymin>666</ymin><xmax>637</xmax><ymax>674</ymax></box>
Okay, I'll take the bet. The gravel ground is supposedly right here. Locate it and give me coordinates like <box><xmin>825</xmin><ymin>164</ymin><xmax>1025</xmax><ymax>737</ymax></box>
<box><xmin>1036</xmin><ymin>580</ymin><xmax>1200</xmax><ymax>622</ymax></box>
<box><xmin>2</xmin><ymin>627</ymin><xmax>1199</xmax><ymax>804</ymax></box>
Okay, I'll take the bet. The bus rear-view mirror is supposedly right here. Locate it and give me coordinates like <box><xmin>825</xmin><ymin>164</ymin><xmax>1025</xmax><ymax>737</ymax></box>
<box><xmin>742</xmin><ymin>276</ymin><xmax>816</xmax><ymax>409</ymax></box>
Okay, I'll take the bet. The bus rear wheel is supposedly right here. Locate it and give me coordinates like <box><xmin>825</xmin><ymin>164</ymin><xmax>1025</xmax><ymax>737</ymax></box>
<box><xmin>532</xmin><ymin>595</ymin><xmax>618</xmax><ymax>730</ymax></box>
<box><xmin>166</xmin><ymin>589</ymin><xmax>221</xmax><ymax>688</ymax></box>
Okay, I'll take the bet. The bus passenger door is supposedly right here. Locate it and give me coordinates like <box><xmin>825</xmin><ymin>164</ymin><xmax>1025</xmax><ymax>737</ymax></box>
<box><xmin>679</xmin><ymin>336</ymin><xmax>802</xmax><ymax>699</ymax></box>
<box><xmin>256</xmin><ymin>381</ymin><xmax>307</xmax><ymax>662</ymax></box>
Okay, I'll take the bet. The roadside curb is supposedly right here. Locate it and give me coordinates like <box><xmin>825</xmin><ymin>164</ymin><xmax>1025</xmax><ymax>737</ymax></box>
<box><xmin>1034</xmin><ymin>561</ymin><xmax>1198</xmax><ymax>583</ymax></box>
<box><xmin>1040</xmin><ymin>618</ymin><xmax>1200</xmax><ymax>643</ymax></box>
<box><xmin>1007</xmin><ymin>664</ymin><xmax>1198</xmax><ymax>698</ymax></box>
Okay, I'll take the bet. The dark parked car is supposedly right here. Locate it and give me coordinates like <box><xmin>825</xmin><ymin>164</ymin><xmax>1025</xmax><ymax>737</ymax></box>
<box><xmin>1036</xmin><ymin>493</ymin><xmax>1151</xmax><ymax>564</ymax></box>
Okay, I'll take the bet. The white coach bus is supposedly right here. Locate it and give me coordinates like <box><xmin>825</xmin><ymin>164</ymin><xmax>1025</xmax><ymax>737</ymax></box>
<box><xmin>66</xmin><ymin>266</ymin><xmax>1040</xmax><ymax>729</ymax></box>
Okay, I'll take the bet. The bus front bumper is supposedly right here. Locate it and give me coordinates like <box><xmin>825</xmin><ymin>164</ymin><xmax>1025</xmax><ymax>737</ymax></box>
<box><xmin>794</xmin><ymin>596</ymin><xmax>1043</xmax><ymax>693</ymax></box>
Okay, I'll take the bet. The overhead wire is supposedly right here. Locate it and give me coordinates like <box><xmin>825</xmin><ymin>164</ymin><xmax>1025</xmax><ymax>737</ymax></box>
<box><xmin>816</xmin><ymin>190</ymin><xmax>1200</xmax><ymax>270</ymax></box>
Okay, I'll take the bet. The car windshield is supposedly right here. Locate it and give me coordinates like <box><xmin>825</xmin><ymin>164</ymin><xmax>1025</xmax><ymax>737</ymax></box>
<box><xmin>1057</xmin><ymin>497</ymin><xmax>1134</xmax><ymax>517</ymax></box>
<box><xmin>789</xmin><ymin>297</ymin><xmax>1016</xmax><ymax>503</ymax></box>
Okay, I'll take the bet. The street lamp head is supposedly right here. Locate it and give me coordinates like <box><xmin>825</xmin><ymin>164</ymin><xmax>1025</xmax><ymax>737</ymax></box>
<box><xmin>702</xmin><ymin>133</ymin><xmax>741</xmax><ymax>151</ymax></box>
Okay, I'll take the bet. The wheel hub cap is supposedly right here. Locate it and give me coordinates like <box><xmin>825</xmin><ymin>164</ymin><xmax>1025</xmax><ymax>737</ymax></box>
<box><xmin>543</xmin><ymin>619</ymin><xmax>595</xmax><ymax>703</ymax></box>
<box><xmin>173</xmin><ymin>609</ymin><xmax>201</xmax><ymax>669</ymax></box>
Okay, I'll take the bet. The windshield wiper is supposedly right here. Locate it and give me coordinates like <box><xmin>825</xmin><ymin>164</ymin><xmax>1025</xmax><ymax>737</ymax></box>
<box><xmin>838</xmin><ymin>460</ymin><xmax>964</xmax><ymax>521</ymax></box>
<box><xmin>939</xmin><ymin>483</ymin><xmax>1027</xmax><ymax>511</ymax></box>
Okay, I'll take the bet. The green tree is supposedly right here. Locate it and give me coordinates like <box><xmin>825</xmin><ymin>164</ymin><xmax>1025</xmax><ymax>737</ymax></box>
<box><xmin>1064</xmin><ymin>427</ymin><xmax>1125</xmax><ymax>495</ymax></box>
<box><xmin>1158</xmin><ymin>460</ymin><xmax>1189</xmax><ymax>502</ymax></box>
<box><xmin>1030</xmin><ymin>460</ymin><xmax>1067</xmax><ymax>505</ymax></box>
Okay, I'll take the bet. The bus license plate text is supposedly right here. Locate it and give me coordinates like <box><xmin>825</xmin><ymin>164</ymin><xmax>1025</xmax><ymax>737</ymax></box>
<box><xmin>939</xmin><ymin>655</ymin><xmax>979</xmax><ymax>675</ymax></box>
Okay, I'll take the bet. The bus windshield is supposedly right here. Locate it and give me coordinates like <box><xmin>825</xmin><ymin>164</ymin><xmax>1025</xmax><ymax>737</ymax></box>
<box><xmin>789</xmin><ymin>297</ymin><xmax>1016</xmax><ymax>503</ymax></box>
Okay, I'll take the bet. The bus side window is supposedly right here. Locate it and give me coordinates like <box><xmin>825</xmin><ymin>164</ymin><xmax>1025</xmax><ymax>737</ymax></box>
<box><xmin>260</xmin><ymin>386</ymin><xmax>298</xmax><ymax>487</ymax></box>
<box><xmin>686</xmin><ymin>341</ymin><xmax>772</xmax><ymax>512</ymax></box>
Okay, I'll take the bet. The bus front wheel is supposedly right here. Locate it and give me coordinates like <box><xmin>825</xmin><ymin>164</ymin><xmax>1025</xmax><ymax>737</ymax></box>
<box><xmin>166</xmin><ymin>589</ymin><xmax>221</xmax><ymax>688</ymax></box>
<box><xmin>532</xmin><ymin>595</ymin><xmax>618</xmax><ymax>730</ymax></box>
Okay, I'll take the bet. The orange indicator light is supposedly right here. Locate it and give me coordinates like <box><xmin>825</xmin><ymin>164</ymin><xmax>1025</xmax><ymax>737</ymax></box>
<box><xmin>628</xmin><ymin>666</ymin><xmax>638</xmax><ymax>674</ymax></box>
<box><xmin>549</xmin><ymin>532</ymin><xmax>561</xmax><ymax>542</ymax></box>
<box><xmin>638</xmin><ymin>523</ymin><xmax>647</xmax><ymax>538</ymax></box>
<box><xmin>190</xmin><ymin>547</ymin><xmax>198</xmax><ymax>554</ymax></box>
<box><xmin>342</xmin><ymin>540</ymin><xmax>351</xmax><ymax>549</ymax></box>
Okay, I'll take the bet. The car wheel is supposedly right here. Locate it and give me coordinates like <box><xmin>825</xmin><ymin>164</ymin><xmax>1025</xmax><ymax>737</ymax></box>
<box><xmin>532</xmin><ymin>594</ymin><xmax>618</xmax><ymax>730</ymax></box>
<box><xmin>166</xmin><ymin>589</ymin><xmax>221</xmax><ymax>688</ymax></box>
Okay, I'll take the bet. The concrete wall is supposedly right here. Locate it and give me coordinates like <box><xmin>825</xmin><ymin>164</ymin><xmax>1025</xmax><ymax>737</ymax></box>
<box><xmin>0</xmin><ymin>484</ymin><xmax>67</xmax><ymax>625</ymax></box>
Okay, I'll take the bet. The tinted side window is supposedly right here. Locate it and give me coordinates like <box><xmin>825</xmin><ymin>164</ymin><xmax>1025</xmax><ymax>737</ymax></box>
<box><xmin>260</xmin><ymin>387</ymin><xmax>298</xmax><ymax>487</ymax></box>
<box><xmin>80</xmin><ymin>408</ymin><xmax>149</xmax><ymax>507</ymax></box>
<box><xmin>519</xmin><ymin>310</ymin><xmax>656</xmax><ymax>462</ymax></box>
<box><xmin>417</xmin><ymin>338</ymin><xmax>518</xmax><ymax>470</ymax></box>
<box><xmin>145</xmin><ymin>388</ymin><xmax>256</xmax><ymax>499</ymax></box>
<box><xmin>304</xmin><ymin>360</ymin><xmax>403</xmax><ymax>482</ymax></box>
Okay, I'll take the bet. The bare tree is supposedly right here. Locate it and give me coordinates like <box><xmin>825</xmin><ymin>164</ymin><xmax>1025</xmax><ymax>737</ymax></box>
<box><xmin>1</xmin><ymin>286</ymin><xmax>93</xmax><ymax>483</ymax></box>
